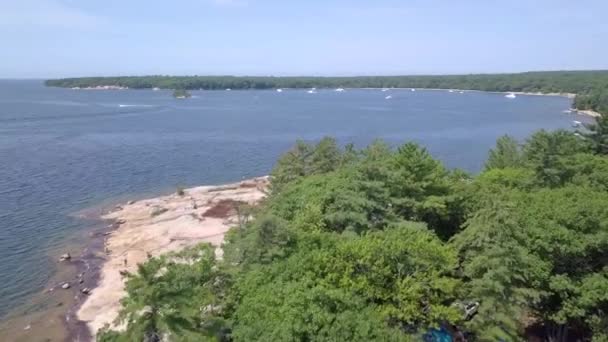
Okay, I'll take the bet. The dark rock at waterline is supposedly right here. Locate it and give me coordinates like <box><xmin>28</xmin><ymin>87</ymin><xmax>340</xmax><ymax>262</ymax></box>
<box><xmin>127</xmin><ymin>200</ymin><xmax>136</xmax><ymax>205</ymax></box>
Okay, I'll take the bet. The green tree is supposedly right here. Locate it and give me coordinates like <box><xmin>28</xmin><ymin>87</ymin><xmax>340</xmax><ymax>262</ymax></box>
<box><xmin>387</xmin><ymin>142</ymin><xmax>457</xmax><ymax>238</ymax></box>
<box><xmin>269</xmin><ymin>140</ymin><xmax>312</xmax><ymax>193</ymax></box>
<box><xmin>99</xmin><ymin>245</ymin><xmax>224</xmax><ymax>342</ymax></box>
<box><xmin>583</xmin><ymin>114</ymin><xmax>608</xmax><ymax>155</ymax></box>
<box><xmin>485</xmin><ymin>135</ymin><xmax>523</xmax><ymax>170</ymax></box>
<box><xmin>310</xmin><ymin>137</ymin><xmax>341</xmax><ymax>174</ymax></box>
<box><xmin>523</xmin><ymin>130</ymin><xmax>589</xmax><ymax>187</ymax></box>
<box><xmin>451</xmin><ymin>197</ymin><xmax>550</xmax><ymax>341</ymax></box>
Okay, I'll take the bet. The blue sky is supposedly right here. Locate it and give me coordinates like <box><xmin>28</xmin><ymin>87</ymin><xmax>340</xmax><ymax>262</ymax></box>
<box><xmin>1</xmin><ymin>0</ymin><xmax>607</xmax><ymax>78</ymax></box>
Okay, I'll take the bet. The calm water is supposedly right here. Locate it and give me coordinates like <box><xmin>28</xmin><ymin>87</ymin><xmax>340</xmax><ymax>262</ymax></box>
<box><xmin>0</xmin><ymin>80</ymin><xmax>587</xmax><ymax>319</ymax></box>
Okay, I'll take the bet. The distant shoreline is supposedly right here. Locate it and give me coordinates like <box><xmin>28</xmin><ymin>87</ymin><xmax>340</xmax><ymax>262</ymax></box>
<box><xmin>44</xmin><ymin>71</ymin><xmax>607</xmax><ymax>117</ymax></box>
<box><xmin>62</xmin><ymin>85</ymin><xmax>600</xmax><ymax>117</ymax></box>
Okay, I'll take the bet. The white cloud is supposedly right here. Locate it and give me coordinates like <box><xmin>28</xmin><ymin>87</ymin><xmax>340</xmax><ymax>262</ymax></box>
<box><xmin>0</xmin><ymin>0</ymin><xmax>106</xmax><ymax>30</ymax></box>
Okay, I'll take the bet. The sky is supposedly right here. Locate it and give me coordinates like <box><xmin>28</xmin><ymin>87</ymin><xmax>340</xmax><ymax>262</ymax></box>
<box><xmin>1</xmin><ymin>0</ymin><xmax>607</xmax><ymax>78</ymax></box>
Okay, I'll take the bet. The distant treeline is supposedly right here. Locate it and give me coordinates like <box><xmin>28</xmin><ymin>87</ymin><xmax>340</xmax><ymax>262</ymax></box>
<box><xmin>46</xmin><ymin>71</ymin><xmax>608</xmax><ymax>114</ymax></box>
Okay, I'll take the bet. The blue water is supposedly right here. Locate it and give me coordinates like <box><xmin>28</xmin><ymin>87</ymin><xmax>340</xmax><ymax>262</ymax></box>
<box><xmin>0</xmin><ymin>80</ymin><xmax>587</xmax><ymax>318</ymax></box>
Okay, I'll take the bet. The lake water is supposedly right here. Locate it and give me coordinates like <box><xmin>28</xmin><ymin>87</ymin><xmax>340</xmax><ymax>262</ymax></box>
<box><xmin>0</xmin><ymin>80</ymin><xmax>587</xmax><ymax>323</ymax></box>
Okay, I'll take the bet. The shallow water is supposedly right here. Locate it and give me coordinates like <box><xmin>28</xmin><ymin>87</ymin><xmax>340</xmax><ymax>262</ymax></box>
<box><xmin>0</xmin><ymin>80</ymin><xmax>589</xmax><ymax>322</ymax></box>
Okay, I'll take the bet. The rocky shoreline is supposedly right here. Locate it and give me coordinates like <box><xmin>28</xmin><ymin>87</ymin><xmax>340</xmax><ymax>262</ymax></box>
<box><xmin>69</xmin><ymin>177</ymin><xmax>269</xmax><ymax>340</ymax></box>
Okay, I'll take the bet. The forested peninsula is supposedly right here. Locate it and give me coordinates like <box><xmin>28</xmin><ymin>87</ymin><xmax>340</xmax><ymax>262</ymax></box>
<box><xmin>46</xmin><ymin>70</ymin><xmax>608</xmax><ymax>115</ymax></box>
<box><xmin>96</xmin><ymin>115</ymin><xmax>608</xmax><ymax>341</ymax></box>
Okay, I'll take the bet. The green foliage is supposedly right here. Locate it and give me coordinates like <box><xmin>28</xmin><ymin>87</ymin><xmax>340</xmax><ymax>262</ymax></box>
<box><xmin>229</xmin><ymin>223</ymin><xmax>459</xmax><ymax>341</ymax></box>
<box><xmin>574</xmin><ymin>88</ymin><xmax>608</xmax><ymax>116</ymax></box>
<box><xmin>103</xmin><ymin>132</ymin><xmax>608</xmax><ymax>341</ymax></box>
<box><xmin>560</xmin><ymin>153</ymin><xmax>608</xmax><ymax>190</ymax></box>
<box><xmin>523</xmin><ymin>129</ymin><xmax>590</xmax><ymax>187</ymax></box>
<box><xmin>387</xmin><ymin>143</ymin><xmax>458</xmax><ymax>238</ymax></box>
<box><xmin>583</xmin><ymin>114</ymin><xmax>608</xmax><ymax>154</ymax></box>
<box><xmin>452</xmin><ymin>197</ymin><xmax>550</xmax><ymax>341</ymax></box>
<box><xmin>222</xmin><ymin>214</ymin><xmax>295</xmax><ymax>267</ymax></box>
<box><xmin>99</xmin><ymin>244</ymin><xmax>226</xmax><ymax>341</ymax></box>
<box><xmin>269</xmin><ymin>140</ymin><xmax>312</xmax><ymax>194</ymax></box>
<box><xmin>485</xmin><ymin>135</ymin><xmax>523</xmax><ymax>170</ymax></box>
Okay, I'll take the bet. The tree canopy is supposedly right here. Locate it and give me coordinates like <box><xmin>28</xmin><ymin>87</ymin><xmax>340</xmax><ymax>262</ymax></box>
<box><xmin>99</xmin><ymin>119</ymin><xmax>608</xmax><ymax>341</ymax></box>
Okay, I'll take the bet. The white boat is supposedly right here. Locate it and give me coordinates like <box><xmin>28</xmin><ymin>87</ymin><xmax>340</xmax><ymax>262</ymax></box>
<box><xmin>381</xmin><ymin>88</ymin><xmax>389</xmax><ymax>92</ymax></box>
<box><xmin>448</xmin><ymin>89</ymin><xmax>455</xmax><ymax>93</ymax></box>
<box><xmin>505</xmin><ymin>93</ymin><xmax>517</xmax><ymax>99</ymax></box>
<box><xmin>385</xmin><ymin>95</ymin><xmax>392</xmax><ymax>100</ymax></box>
<box><xmin>225</xmin><ymin>88</ymin><xmax>232</xmax><ymax>91</ymax></box>
<box><xmin>152</xmin><ymin>87</ymin><xmax>160</xmax><ymax>91</ymax></box>
<box><xmin>276</xmin><ymin>88</ymin><xmax>283</xmax><ymax>92</ymax></box>
<box><xmin>335</xmin><ymin>88</ymin><xmax>345</xmax><ymax>92</ymax></box>
<box><xmin>307</xmin><ymin>88</ymin><xmax>317</xmax><ymax>94</ymax></box>
<box><xmin>411</xmin><ymin>88</ymin><xmax>416</xmax><ymax>92</ymax></box>
<box><xmin>572</xmin><ymin>120</ymin><xmax>582</xmax><ymax>127</ymax></box>
<box><xmin>459</xmin><ymin>91</ymin><xmax>464</xmax><ymax>94</ymax></box>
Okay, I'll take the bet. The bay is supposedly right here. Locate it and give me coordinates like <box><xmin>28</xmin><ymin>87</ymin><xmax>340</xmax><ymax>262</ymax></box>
<box><xmin>0</xmin><ymin>80</ymin><xmax>588</xmax><ymax>322</ymax></box>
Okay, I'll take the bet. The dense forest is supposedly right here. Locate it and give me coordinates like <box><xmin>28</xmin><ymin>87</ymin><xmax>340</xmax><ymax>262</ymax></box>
<box><xmin>46</xmin><ymin>70</ymin><xmax>608</xmax><ymax>115</ymax></box>
<box><xmin>98</xmin><ymin>115</ymin><xmax>608</xmax><ymax>341</ymax></box>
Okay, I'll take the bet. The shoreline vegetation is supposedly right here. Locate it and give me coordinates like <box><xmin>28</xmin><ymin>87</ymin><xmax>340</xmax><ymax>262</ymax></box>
<box><xmin>92</xmin><ymin>126</ymin><xmax>608</xmax><ymax>341</ymax></box>
<box><xmin>45</xmin><ymin>70</ymin><xmax>608</xmax><ymax>116</ymax></box>
<box><xmin>77</xmin><ymin>177</ymin><xmax>268</xmax><ymax>339</ymax></box>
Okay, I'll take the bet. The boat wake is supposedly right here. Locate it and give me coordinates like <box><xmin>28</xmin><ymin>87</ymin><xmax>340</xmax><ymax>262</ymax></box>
<box><xmin>118</xmin><ymin>104</ymin><xmax>156</xmax><ymax>108</ymax></box>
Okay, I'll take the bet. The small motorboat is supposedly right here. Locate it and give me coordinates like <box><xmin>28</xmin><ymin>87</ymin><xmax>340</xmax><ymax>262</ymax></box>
<box><xmin>385</xmin><ymin>95</ymin><xmax>392</xmax><ymax>100</ymax></box>
<box><xmin>505</xmin><ymin>93</ymin><xmax>517</xmax><ymax>99</ymax></box>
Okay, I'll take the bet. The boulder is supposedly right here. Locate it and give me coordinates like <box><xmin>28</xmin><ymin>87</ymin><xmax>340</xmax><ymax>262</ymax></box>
<box><xmin>80</xmin><ymin>288</ymin><xmax>91</xmax><ymax>295</ymax></box>
<box><xmin>59</xmin><ymin>253</ymin><xmax>71</xmax><ymax>261</ymax></box>
<box><xmin>61</xmin><ymin>283</ymin><xmax>70</xmax><ymax>289</ymax></box>
<box><xmin>127</xmin><ymin>200</ymin><xmax>136</xmax><ymax>205</ymax></box>
<box><xmin>150</xmin><ymin>207</ymin><xmax>168</xmax><ymax>217</ymax></box>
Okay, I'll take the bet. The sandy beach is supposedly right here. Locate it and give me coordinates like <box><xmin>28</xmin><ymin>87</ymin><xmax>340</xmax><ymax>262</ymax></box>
<box><xmin>76</xmin><ymin>176</ymin><xmax>269</xmax><ymax>339</ymax></box>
